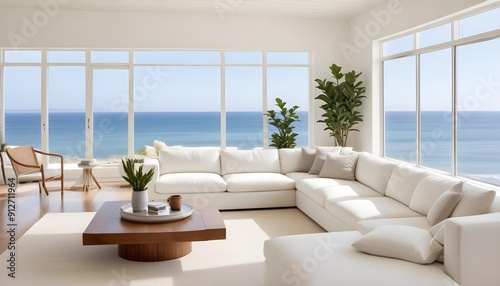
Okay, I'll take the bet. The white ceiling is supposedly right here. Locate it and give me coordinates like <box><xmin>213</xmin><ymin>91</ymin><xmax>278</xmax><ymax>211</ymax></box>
<box><xmin>0</xmin><ymin>0</ymin><xmax>384</xmax><ymax>20</ymax></box>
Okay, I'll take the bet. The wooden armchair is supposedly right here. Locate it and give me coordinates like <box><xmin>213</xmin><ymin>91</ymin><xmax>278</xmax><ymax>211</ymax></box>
<box><xmin>5</xmin><ymin>146</ymin><xmax>64</xmax><ymax>195</ymax></box>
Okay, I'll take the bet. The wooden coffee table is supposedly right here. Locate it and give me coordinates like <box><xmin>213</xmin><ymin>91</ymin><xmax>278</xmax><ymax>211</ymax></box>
<box><xmin>82</xmin><ymin>201</ymin><xmax>226</xmax><ymax>262</ymax></box>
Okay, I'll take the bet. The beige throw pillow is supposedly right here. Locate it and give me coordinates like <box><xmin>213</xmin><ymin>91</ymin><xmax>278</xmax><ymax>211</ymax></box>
<box><xmin>308</xmin><ymin>146</ymin><xmax>341</xmax><ymax>174</ymax></box>
<box><xmin>352</xmin><ymin>225</ymin><xmax>442</xmax><ymax>264</ymax></box>
<box><xmin>451</xmin><ymin>185</ymin><xmax>496</xmax><ymax>217</ymax></box>
<box><xmin>426</xmin><ymin>190</ymin><xmax>462</xmax><ymax>226</ymax></box>
<box><xmin>318</xmin><ymin>153</ymin><xmax>359</xmax><ymax>181</ymax></box>
<box><xmin>300</xmin><ymin>148</ymin><xmax>316</xmax><ymax>172</ymax></box>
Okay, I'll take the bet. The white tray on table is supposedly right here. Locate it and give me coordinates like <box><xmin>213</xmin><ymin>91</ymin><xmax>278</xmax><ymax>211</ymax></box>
<box><xmin>119</xmin><ymin>203</ymin><xmax>194</xmax><ymax>223</ymax></box>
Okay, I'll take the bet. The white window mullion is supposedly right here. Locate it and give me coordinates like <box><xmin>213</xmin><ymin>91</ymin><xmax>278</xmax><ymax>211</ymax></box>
<box><xmin>451</xmin><ymin>46</ymin><xmax>458</xmax><ymax>177</ymax></box>
<box><xmin>128</xmin><ymin>50</ymin><xmax>134</xmax><ymax>157</ymax></box>
<box><xmin>86</xmin><ymin>50</ymin><xmax>93</xmax><ymax>159</ymax></box>
<box><xmin>415</xmin><ymin>55</ymin><xmax>421</xmax><ymax>166</ymax></box>
<box><xmin>262</xmin><ymin>52</ymin><xmax>268</xmax><ymax>149</ymax></box>
<box><xmin>308</xmin><ymin>51</ymin><xmax>314</xmax><ymax>148</ymax></box>
<box><xmin>220</xmin><ymin>52</ymin><xmax>226</xmax><ymax>150</ymax></box>
<box><xmin>41</xmin><ymin>50</ymin><xmax>49</xmax><ymax>165</ymax></box>
<box><xmin>0</xmin><ymin>50</ymin><xmax>4</xmax><ymax>144</ymax></box>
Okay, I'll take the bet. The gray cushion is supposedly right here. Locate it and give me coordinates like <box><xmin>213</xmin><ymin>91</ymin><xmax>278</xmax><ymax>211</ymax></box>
<box><xmin>319</xmin><ymin>153</ymin><xmax>359</xmax><ymax>181</ymax></box>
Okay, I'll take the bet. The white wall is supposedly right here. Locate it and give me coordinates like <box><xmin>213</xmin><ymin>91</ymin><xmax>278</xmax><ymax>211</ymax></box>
<box><xmin>0</xmin><ymin>6</ymin><xmax>352</xmax><ymax>147</ymax></box>
<box><xmin>347</xmin><ymin>0</ymin><xmax>491</xmax><ymax>154</ymax></box>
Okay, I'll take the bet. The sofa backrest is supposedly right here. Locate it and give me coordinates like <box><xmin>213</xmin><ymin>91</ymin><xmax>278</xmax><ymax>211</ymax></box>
<box><xmin>221</xmin><ymin>149</ymin><xmax>281</xmax><ymax>175</ymax></box>
<box><xmin>159</xmin><ymin>149</ymin><xmax>221</xmax><ymax>175</ymax></box>
<box><xmin>409</xmin><ymin>173</ymin><xmax>463</xmax><ymax>215</ymax></box>
<box><xmin>278</xmin><ymin>148</ymin><xmax>317</xmax><ymax>174</ymax></box>
<box><xmin>355</xmin><ymin>153</ymin><xmax>398</xmax><ymax>195</ymax></box>
<box><xmin>385</xmin><ymin>164</ymin><xmax>429</xmax><ymax>206</ymax></box>
<box><xmin>452</xmin><ymin>182</ymin><xmax>498</xmax><ymax>217</ymax></box>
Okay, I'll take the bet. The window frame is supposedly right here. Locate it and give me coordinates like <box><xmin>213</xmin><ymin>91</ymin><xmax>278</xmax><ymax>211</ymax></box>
<box><xmin>379</xmin><ymin>4</ymin><xmax>500</xmax><ymax>186</ymax></box>
<box><xmin>0</xmin><ymin>49</ymin><xmax>312</xmax><ymax>164</ymax></box>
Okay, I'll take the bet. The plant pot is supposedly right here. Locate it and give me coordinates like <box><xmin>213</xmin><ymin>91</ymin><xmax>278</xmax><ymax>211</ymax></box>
<box><xmin>131</xmin><ymin>190</ymin><xmax>148</xmax><ymax>212</ymax></box>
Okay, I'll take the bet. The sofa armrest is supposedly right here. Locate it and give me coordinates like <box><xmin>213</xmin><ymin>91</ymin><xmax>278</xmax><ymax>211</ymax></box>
<box><xmin>444</xmin><ymin>212</ymin><xmax>500</xmax><ymax>286</ymax></box>
<box><xmin>143</xmin><ymin>158</ymin><xmax>160</xmax><ymax>192</ymax></box>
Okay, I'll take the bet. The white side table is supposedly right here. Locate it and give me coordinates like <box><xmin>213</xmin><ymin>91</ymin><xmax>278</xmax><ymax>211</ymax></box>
<box><xmin>73</xmin><ymin>163</ymin><xmax>101</xmax><ymax>192</ymax></box>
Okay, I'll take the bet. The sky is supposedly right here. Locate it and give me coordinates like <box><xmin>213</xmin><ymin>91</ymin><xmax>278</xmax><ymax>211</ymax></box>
<box><xmin>3</xmin><ymin>51</ymin><xmax>309</xmax><ymax>113</ymax></box>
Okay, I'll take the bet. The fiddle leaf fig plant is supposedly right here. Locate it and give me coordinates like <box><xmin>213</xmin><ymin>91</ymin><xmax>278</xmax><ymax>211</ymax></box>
<box><xmin>315</xmin><ymin>63</ymin><xmax>366</xmax><ymax>147</ymax></box>
<box><xmin>265</xmin><ymin>97</ymin><xmax>300</xmax><ymax>149</ymax></box>
<box><xmin>121</xmin><ymin>158</ymin><xmax>154</xmax><ymax>191</ymax></box>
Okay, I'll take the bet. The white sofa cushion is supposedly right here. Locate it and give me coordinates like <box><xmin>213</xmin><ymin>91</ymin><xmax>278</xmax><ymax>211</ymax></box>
<box><xmin>278</xmin><ymin>148</ymin><xmax>311</xmax><ymax>174</ymax></box>
<box><xmin>301</xmin><ymin>183</ymin><xmax>382</xmax><ymax>207</ymax></box>
<box><xmin>284</xmin><ymin>172</ymin><xmax>318</xmax><ymax>183</ymax></box>
<box><xmin>308</xmin><ymin>146</ymin><xmax>342</xmax><ymax>174</ymax></box>
<box><xmin>355</xmin><ymin>153</ymin><xmax>398</xmax><ymax>195</ymax></box>
<box><xmin>159</xmin><ymin>149</ymin><xmax>221</xmax><ymax>175</ymax></box>
<box><xmin>356</xmin><ymin>217</ymin><xmax>431</xmax><ymax>234</ymax></box>
<box><xmin>155</xmin><ymin>173</ymin><xmax>226</xmax><ymax>194</ymax></box>
<box><xmin>319</xmin><ymin>153</ymin><xmax>359</xmax><ymax>181</ymax></box>
<box><xmin>352</xmin><ymin>225</ymin><xmax>443</xmax><ymax>264</ymax></box>
<box><xmin>264</xmin><ymin>232</ymin><xmax>457</xmax><ymax>286</ymax></box>
<box><xmin>223</xmin><ymin>173</ymin><xmax>295</xmax><ymax>192</ymax></box>
<box><xmin>426</xmin><ymin>190</ymin><xmax>462</xmax><ymax>226</ymax></box>
<box><xmin>451</xmin><ymin>183</ymin><xmax>496</xmax><ymax>217</ymax></box>
<box><xmin>295</xmin><ymin>177</ymin><xmax>341</xmax><ymax>193</ymax></box>
<box><xmin>325</xmin><ymin>197</ymin><xmax>422</xmax><ymax>229</ymax></box>
<box><xmin>221</xmin><ymin>149</ymin><xmax>280</xmax><ymax>175</ymax></box>
<box><xmin>409</xmin><ymin>174</ymin><xmax>463</xmax><ymax>216</ymax></box>
<box><xmin>385</xmin><ymin>164</ymin><xmax>429</xmax><ymax>206</ymax></box>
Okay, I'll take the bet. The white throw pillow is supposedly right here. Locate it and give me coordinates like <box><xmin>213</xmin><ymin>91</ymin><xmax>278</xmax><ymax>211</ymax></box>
<box><xmin>426</xmin><ymin>190</ymin><xmax>462</xmax><ymax>226</ymax></box>
<box><xmin>352</xmin><ymin>225</ymin><xmax>442</xmax><ymax>264</ymax></box>
<box><xmin>308</xmin><ymin>146</ymin><xmax>342</xmax><ymax>174</ymax></box>
<box><xmin>410</xmin><ymin>174</ymin><xmax>463</xmax><ymax>216</ymax></box>
<box><xmin>451</xmin><ymin>184</ymin><xmax>496</xmax><ymax>217</ymax></box>
<box><xmin>318</xmin><ymin>153</ymin><xmax>359</xmax><ymax>181</ymax></box>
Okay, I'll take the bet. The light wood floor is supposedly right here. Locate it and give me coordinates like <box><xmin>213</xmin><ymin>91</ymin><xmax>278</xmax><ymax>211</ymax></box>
<box><xmin>0</xmin><ymin>180</ymin><xmax>131</xmax><ymax>253</ymax></box>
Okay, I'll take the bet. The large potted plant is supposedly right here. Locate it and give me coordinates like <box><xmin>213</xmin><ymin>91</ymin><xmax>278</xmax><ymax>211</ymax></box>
<box><xmin>121</xmin><ymin>158</ymin><xmax>155</xmax><ymax>212</ymax></box>
<box><xmin>315</xmin><ymin>63</ymin><xmax>366</xmax><ymax>147</ymax></box>
<box><xmin>265</xmin><ymin>97</ymin><xmax>300</xmax><ymax>149</ymax></box>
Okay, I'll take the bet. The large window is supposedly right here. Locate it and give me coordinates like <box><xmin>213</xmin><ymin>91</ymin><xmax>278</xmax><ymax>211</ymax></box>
<box><xmin>456</xmin><ymin>38</ymin><xmax>500</xmax><ymax>184</ymax></box>
<box><xmin>384</xmin><ymin>56</ymin><xmax>416</xmax><ymax>163</ymax></box>
<box><xmin>382</xmin><ymin>6</ymin><xmax>500</xmax><ymax>186</ymax></box>
<box><xmin>0</xmin><ymin>50</ymin><xmax>311</xmax><ymax>163</ymax></box>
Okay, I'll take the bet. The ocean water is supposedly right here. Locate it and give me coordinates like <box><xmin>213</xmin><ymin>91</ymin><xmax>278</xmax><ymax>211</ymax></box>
<box><xmin>4</xmin><ymin>111</ymin><xmax>308</xmax><ymax>159</ymax></box>
<box><xmin>5</xmin><ymin>110</ymin><xmax>500</xmax><ymax>185</ymax></box>
<box><xmin>385</xmin><ymin>111</ymin><xmax>500</xmax><ymax>185</ymax></box>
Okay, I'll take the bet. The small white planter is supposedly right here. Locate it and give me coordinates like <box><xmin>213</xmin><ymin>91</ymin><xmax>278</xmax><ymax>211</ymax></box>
<box><xmin>131</xmin><ymin>190</ymin><xmax>148</xmax><ymax>212</ymax></box>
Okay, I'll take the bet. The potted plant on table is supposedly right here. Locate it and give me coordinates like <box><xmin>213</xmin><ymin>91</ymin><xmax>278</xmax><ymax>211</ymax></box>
<box><xmin>121</xmin><ymin>158</ymin><xmax>155</xmax><ymax>212</ymax></box>
<box><xmin>265</xmin><ymin>97</ymin><xmax>300</xmax><ymax>149</ymax></box>
<box><xmin>315</xmin><ymin>63</ymin><xmax>366</xmax><ymax>147</ymax></box>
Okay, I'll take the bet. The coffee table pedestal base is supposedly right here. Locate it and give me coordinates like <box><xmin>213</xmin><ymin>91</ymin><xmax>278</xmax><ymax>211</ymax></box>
<box><xmin>118</xmin><ymin>241</ymin><xmax>192</xmax><ymax>262</ymax></box>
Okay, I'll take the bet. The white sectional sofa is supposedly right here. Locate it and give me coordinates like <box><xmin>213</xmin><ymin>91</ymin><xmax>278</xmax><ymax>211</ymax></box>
<box><xmin>146</xmin><ymin>148</ymin><xmax>297</xmax><ymax>209</ymax></box>
<box><xmin>143</xmin><ymin>146</ymin><xmax>500</xmax><ymax>286</ymax></box>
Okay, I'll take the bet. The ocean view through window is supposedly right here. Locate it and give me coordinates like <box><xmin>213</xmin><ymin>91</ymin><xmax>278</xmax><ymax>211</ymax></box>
<box><xmin>0</xmin><ymin>50</ymin><xmax>310</xmax><ymax>163</ymax></box>
<box><xmin>381</xmin><ymin>6</ymin><xmax>500</xmax><ymax>186</ymax></box>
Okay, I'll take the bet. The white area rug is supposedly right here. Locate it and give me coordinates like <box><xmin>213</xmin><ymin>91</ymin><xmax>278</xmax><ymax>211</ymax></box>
<box><xmin>1</xmin><ymin>209</ymin><xmax>324</xmax><ymax>285</ymax></box>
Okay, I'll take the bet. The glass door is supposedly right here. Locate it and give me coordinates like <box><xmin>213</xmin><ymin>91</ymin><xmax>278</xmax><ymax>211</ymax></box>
<box><xmin>90</xmin><ymin>68</ymin><xmax>129</xmax><ymax>162</ymax></box>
